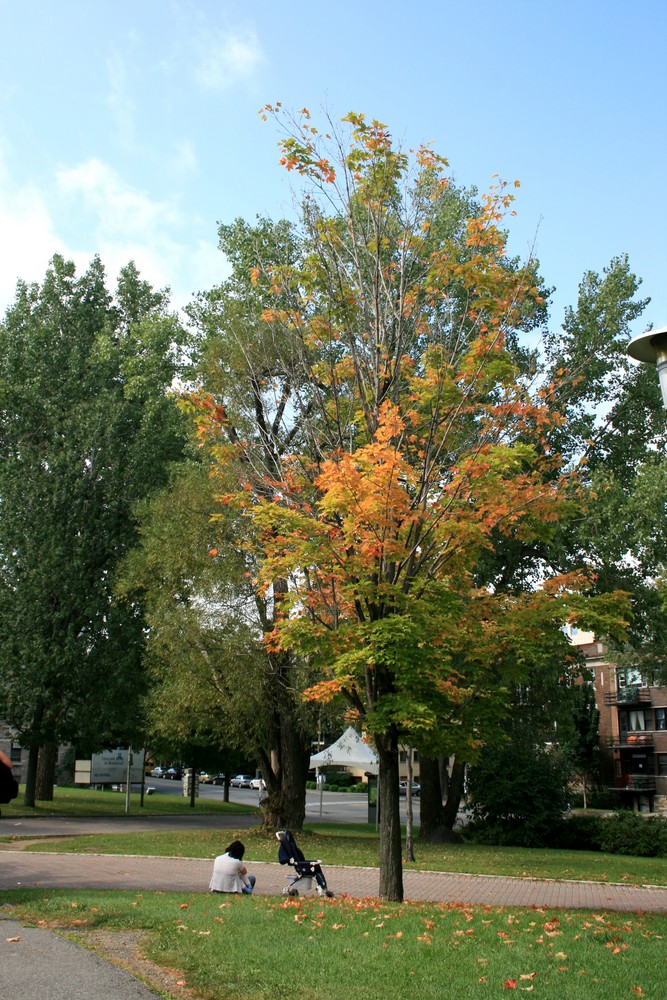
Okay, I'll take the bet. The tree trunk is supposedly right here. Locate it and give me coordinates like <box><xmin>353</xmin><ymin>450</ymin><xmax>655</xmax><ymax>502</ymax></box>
<box><xmin>376</xmin><ymin>726</ymin><xmax>403</xmax><ymax>901</ymax></box>
<box><xmin>36</xmin><ymin>744</ymin><xmax>57</xmax><ymax>801</ymax></box>
<box><xmin>24</xmin><ymin>745</ymin><xmax>39</xmax><ymax>808</ymax></box>
<box><xmin>258</xmin><ymin>654</ymin><xmax>310</xmax><ymax>831</ymax></box>
<box><xmin>419</xmin><ymin>755</ymin><xmax>446</xmax><ymax>840</ymax></box>
<box><xmin>442</xmin><ymin>758</ymin><xmax>466</xmax><ymax>829</ymax></box>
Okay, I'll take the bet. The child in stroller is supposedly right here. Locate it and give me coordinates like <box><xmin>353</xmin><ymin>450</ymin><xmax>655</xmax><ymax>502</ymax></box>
<box><xmin>276</xmin><ymin>830</ymin><xmax>334</xmax><ymax>897</ymax></box>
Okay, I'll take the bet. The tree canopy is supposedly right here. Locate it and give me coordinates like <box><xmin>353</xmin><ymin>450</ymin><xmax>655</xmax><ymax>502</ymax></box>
<box><xmin>189</xmin><ymin>109</ymin><xmax>630</xmax><ymax>899</ymax></box>
<box><xmin>0</xmin><ymin>255</ymin><xmax>189</xmax><ymax>799</ymax></box>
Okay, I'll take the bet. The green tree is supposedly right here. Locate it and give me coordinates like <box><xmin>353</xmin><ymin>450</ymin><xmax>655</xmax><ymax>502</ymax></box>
<box><xmin>130</xmin><ymin>217</ymin><xmax>324</xmax><ymax>829</ymax></box>
<box><xmin>0</xmin><ymin>255</ymin><xmax>189</xmax><ymax>803</ymax></box>
<box><xmin>540</xmin><ymin>256</ymin><xmax>667</xmax><ymax>677</ymax></box>
<box><xmin>467</xmin><ymin>723</ymin><xmax>572</xmax><ymax>847</ymax></box>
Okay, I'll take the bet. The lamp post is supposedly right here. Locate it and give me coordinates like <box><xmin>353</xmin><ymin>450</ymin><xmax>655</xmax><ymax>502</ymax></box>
<box><xmin>627</xmin><ymin>325</ymin><xmax>667</xmax><ymax>409</ymax></box>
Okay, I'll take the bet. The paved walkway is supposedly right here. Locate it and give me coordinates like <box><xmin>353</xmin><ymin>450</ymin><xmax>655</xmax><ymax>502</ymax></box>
<box><xmin>2</xmin><ymin>849</ymin><xmax>667</xmax><ymax>913</ymax></box>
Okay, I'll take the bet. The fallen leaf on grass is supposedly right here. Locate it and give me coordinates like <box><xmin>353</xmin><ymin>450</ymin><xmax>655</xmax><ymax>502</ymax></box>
<box><xmin>632</xmin><ymin>988</ymin><xmax>644</xmax><ymax>996</ymax></box>
<box><xmin>179</xmin><ymin>903</ymin><xmax>190</xmax><ymax>910</ymax></box>
<box><xmin>504</xmin><ymin>979</ymin><xmax>517</xmax><ymax>990</ymax></box>
<box><xmin>520</xmin><ymin>973</ymin><xmax>537</xmax><ymax>980</ymax></box>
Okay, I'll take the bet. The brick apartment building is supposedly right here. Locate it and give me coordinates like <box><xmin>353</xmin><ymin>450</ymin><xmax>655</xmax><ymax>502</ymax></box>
<box><xmin>572</xmin><ymin>630</ymin><xmax>667</xmax><ymax>815</ymax></box>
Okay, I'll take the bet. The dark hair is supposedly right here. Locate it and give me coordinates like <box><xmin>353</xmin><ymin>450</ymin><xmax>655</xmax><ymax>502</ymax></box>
<box><xmin>225</xmin><ymin>840</ymin><xmax>245</xmax><ymax>860</ymax></box>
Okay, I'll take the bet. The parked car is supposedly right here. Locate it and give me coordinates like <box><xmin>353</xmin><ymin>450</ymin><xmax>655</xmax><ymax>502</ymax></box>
<box><xmin>165</xmin><ymin>767</ymin><xmax>182</xmax><ymax>780</ymax></box>
<box><xmin>211</xmin><ymin>774</ymin><xmax>227</xmax><ymax>786</ymax></box>
<box><xmin>249</xmin><ymin>777</ymin><xmax>265</xmax><ymax>790</ymax></box>
<box><xmin>198</xmin><ymin>771</ymin><xmax>213</xmax><ymax>784</ymax></box>
<box><xmin>398</xmin><ymin>781</ymin><xmax>420</xmax><ymax>797</ymax></box>
<box><xmin>230</xmin><ymin>774</ymin><xmax>254</xmax><ymax>788</ymax></box>
<box><xmin>150</xmin><ymin>766</ymin><xmax>165</xmax><ymax>778</ymax></box>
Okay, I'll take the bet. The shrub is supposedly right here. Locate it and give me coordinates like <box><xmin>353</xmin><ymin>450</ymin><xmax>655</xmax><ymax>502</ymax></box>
<box><xmin>550</xmin><ymin>814</ymin><xmax>602</xmax><ymax>851</ymax></box>
<box><xmin>467</xmin><ymin>730</ymin><xmax>571</xmax><ymax>848</ymax></box>
<box><xmin>597</xmin><ymin>812</ymin><xmax>667</xmax><ymax>858</ymax></box>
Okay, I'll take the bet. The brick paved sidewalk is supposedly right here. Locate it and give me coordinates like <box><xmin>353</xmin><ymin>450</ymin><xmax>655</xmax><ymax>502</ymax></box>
<box><xmin>2</xmin><ymin>851</ymin><xmax>666</xmax><ymax>913</ymax></box>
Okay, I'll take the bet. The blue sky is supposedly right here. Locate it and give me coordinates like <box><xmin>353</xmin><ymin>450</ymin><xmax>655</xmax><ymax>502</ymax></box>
<box><xmin>1</xmin><ymin>0</ymin><xmax>665</xmax><ymax>344</ymax></box>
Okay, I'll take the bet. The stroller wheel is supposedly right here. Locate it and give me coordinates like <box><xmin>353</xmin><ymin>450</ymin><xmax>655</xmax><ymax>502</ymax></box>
<box><xmin>288</xmin><ymin>888</ymin><xmax>299</xmax><ymax>897</ymax></box>
<box><xmin>325</xmin><ymin>890</ymin><xmax>334</xmax><ymax>898</ymax></box>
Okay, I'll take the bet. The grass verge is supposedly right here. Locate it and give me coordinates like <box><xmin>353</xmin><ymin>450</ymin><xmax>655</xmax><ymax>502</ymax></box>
<box><xmin>0</xmin><ymin>784</ymin><xmax>257</xmax><ymax>818</ymax></box>
<box><xmin>3</xmin><ymin>888</ymin><xmax>666</xmax><ymax>999</ymax></box>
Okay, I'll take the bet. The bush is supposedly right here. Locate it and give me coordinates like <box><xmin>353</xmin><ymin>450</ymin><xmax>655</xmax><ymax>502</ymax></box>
<box><xmin>305</xmin><ymin>779</ymin><xmax>368</xmax><ymax>793</ymax></box>
<box><xmin>322</xmin><ymin>771</ymin><xmax>355</xmax><ymax>787</ymax></box>
<box><xmin>467</xmin><ymin>731</ymin><xmax>571</xmax><ymax>848</ymax></box>
<box><xmin>597</xmin><ymin>812</ymin><xmax>667</xmax><ymax>858</ymax></box>
<box><xmin>549</xmin><ymin>814</ymin><xmax>602</xmax><ymax>851</ymax></box>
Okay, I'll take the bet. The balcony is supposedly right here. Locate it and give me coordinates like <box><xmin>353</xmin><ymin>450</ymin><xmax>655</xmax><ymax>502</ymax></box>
<box><xmin>604</xmin><ymin>686</ymin><xmax>651</xmax><ymax>706</ymax></box>
<box><xmin>611</xmin><ymin>774</ymin><xmax>657</xmax><ymax>793</ymax></box>
<box><xmin>608</xmin><ymin>732</ymin><xmax>654</xmax><ymax>749</ymax></box>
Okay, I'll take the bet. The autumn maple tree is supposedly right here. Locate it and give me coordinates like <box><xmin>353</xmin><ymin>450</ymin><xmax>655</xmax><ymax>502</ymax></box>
<box><xmin>193</xmin><ymin>108</ymin><xmax>628</xmax><ymax>900</ymax></box>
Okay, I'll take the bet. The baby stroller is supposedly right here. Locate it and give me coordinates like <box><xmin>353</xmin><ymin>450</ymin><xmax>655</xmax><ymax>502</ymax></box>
<box><xmin>276</xmin><ymin>830</ymin><xmax>334</xmax><ymax>897</ymax></box>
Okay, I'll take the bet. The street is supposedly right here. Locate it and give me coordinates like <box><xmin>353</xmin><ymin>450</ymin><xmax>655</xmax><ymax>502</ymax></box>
<box><xmin>148</xmin><ymin>777</ymin><xmax>428</xmax><ymax>825</ymax></box>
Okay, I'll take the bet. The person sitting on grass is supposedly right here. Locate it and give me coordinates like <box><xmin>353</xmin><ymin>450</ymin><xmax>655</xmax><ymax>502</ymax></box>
<box><xmin>209</xmin><ymin>840</ymin><xmax>256</xmax><ymax>895</ymax></box>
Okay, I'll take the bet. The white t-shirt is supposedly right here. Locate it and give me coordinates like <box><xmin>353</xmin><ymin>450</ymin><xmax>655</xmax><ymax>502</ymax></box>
<box><xmin>209</xmin><ymin>852</ymin><xmax>249</xmax><ymax>893</ymax></box>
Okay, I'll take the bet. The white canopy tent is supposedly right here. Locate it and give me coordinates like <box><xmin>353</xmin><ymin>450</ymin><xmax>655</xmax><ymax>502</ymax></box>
<box><xmin>309</xmin><ymin>726</ymin><xmax>378</xmax><ymax>774</ymax></box>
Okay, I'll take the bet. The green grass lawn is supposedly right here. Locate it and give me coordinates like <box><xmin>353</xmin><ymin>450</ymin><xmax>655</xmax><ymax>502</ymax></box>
<box><xmin>0</xmin><ymin>783</ymin><xmax>257</xmax><ymax>818</ymax></box>
<box><xmin>4</xmin><ymin>888</ymin><xmax>666</xmax><ymax>999</ymax></box>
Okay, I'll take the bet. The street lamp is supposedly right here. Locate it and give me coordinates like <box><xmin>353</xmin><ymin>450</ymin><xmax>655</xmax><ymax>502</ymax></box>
<box><xmin>627</xmin><ymin>325</ymin><xmax>667</xmax><ymax>409</ymax></box>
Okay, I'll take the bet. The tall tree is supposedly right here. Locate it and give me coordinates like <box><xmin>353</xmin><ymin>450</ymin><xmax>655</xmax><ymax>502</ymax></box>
<box><xmin>540</xmin><ymin>256</ymin><xmax>667</xmax><ymax>674</ymax></box>
<box><xmin>194</xmin><ymin>109</ymin><xmax>629</xmax><ymax>899</ymax></box>
<box><xmin>0</xmin><ymin>255</ymin><xmax>188</xmax><ymax>802</ymax></box>
<box><xmin>167</xmin><ymin>216</ymin><xmax>324</xmax><ymax>829</ymax></box>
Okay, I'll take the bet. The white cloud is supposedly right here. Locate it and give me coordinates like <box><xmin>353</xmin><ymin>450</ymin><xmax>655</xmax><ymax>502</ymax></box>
<box><xmin>57</xmin><ymin>158</ymin><xmax>181</xmax><ymax>237</ymax></box>
<box><xmin>0</xmin><ymin>151</ymin><xmax>68</xmax><ymax>312</ymax></box>
<box><xmin>0</xmin><ymin>155</ymin><xmax>222</xmax><ymax>316</ymax></box>
<box><xmin>106</xmin><ymin>49</ymin><xmax>137</xmax><ymax>147</ymax></box>
<box><xmin>194</xmin><ymin>27</ymin><xmax>265</xmax><ymax>91</ymax></box>
<box><xmin>56</xmin><ymin>158</ymin><xmax>214</xmax><ymax>307</ymax></box>
<box><xmin>172</xmin><ymin>139</ymin><xmax>198</xmax><ymax>174</ymax></box>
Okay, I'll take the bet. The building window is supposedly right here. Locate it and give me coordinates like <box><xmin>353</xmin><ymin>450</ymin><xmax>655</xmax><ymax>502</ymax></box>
<box><xmin>658</xmin><ymin>755</ymin><xmax>667</xmax><ymax>777</ymax></box>
<box><xmin>620</xmin><ymin>709</ymin><xmax>651</xmax><ymax>733</ymax></box>
<box><xmin>10</xmin><ymin>744</ymin><xmax>21</xmax><ymax>764</ymax></box>
<box><xmin>656</xmin><ymin>708</ymin><xmax>666</xmax><ymax>732</ymax></box>
<box><xmin>616</xmin><ymin>667</ymin><xmax>647</xmax><ymax>690</ymax></box>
